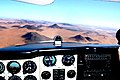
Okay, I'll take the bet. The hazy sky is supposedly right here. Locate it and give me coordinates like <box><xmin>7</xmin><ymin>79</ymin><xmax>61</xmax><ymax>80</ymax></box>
<box><xmin>0</xmin><ymin>0</ymin><xmax>120</xmax><ymax>28</ymax></box>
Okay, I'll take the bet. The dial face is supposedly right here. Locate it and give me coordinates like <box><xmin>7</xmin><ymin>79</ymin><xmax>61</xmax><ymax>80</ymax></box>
<box><xmin>62</xmin><ymin>55</ymin><xmax>75</xmax><ymax>66</ymax></box>
<box><xmin>7</xmin><ymin>61</ymin><xmax>21</xmax><ymax>74</ymax></box>
<box><xmin>67</xmin><ymin>70</ymin><xmax>76</xmax><ymax>78</ymax></box>
<box><xmin>41</xmin><ymin>71</ymin><xmax>51</xmax><ymax>79</ymax></box>
<box><xmin>23</xmin><ymin>61</ymin><xmax>37</xmax><ymax>74</ymax></box>
<box><xmin>43</xmin><ymin>56</ymin><xmax>56</xmax><ymax>67</ymax></box>
<box><xmin>0</xmin><ymin>62</ymin><xmax>5</xmax><ymax>74</ymax></box>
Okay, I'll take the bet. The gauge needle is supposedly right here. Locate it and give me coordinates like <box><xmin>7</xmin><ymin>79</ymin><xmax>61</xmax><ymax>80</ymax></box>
<box><xmin>26</xmin><ymin>67</ymin><xmax>31</xmax><ymax>71</ymax></box>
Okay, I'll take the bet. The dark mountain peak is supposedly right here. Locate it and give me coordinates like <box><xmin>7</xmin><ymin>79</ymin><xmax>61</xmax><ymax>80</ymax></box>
<box><xmin>48</xmin><ymin>24</ymin><xmax>62</xmax><ymax>28</ymax></box>
<box><xmin>70</xmin><ymin>35</ymin><xmax>96</xmax><ymax>42</ymax></box>
<box><xmin>11</xmin><ymin>25</ymin><xmax>21</xmax><ymax>28</ymax></box>
<box><xmin>20</xmin><ymin>25</ymin><xmax>37</xmax><ymax>30</ymax></box>
<box><xmin>21</xmin><ymin>32</ymin><xmax>51</xmax><ymax>43</ymax></box>
<box><xmin>60</xmin><ymin>23</ymin><xmax>75</xmax><ymax>26</ymax></box>
<box><xmin>0</xmin><ymin>26</ymin><xmax>7</xmax><ymax>29</ymax></box>
<box><xmin>70</xmin><ymin>35</ymin><xmax>86</xmax><ymax>41</ymax></box>
<box><xmin>85</xmin><ymin>37</ymin><xmax>94</xmax><ymax>41</ymax></box>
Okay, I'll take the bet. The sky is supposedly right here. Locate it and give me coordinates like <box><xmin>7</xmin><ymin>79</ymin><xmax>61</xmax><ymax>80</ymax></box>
<box><xmin>0</xmin><ymin>0</ymin><xmax>120</xmax><ymax>28</ymax></box>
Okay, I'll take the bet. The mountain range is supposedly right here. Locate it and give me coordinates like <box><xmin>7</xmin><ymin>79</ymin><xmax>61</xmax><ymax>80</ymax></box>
<box><xmin>0</xmin><ymin>18</ymin><xmax>118</xmax><ymax>48</ymax></box>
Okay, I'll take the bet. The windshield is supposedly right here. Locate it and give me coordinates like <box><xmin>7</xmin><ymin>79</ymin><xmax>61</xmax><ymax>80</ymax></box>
<box><xmin>0</xmin><ymin>0</ymin><xmax>120</xmax><ymax>48</ymax></box>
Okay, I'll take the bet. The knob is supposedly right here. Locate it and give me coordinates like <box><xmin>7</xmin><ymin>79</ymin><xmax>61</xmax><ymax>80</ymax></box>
<box><xmin>67</xmin><ymin>70</ymin><xmax>76</xmax><ymax>78</ymax></box>
<box><xmin>41</xmin><ymin>71</ymin><xmax>51</xmax><ymax>79</ymax></box>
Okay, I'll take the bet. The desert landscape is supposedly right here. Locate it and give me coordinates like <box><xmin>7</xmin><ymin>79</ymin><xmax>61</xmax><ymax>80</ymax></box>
<box><xmin>0</xmin><ymin>18</ymin><xmax>118</xmax><ymax>48</ymax></box>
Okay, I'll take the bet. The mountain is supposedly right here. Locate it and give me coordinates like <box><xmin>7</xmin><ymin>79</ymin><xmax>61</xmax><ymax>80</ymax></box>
<box><xmin>70</xmin><ymin>35</ymin><xmax>86</xmax><ymax>42</ymax></box>
<box><xmin>48</xmin><ymin>24</ymin><xmax>62</xmax><ymax>29</ymax></box>
<box><xmin>59</xmin><ymin>23</ymin><xmax>75</xmax><ymax>26</ymax></box>
<box><xmin>21</xmin><ymin>32</ymin><xmax>51</xmax><ymax>43</ymax></box>
<box><xmin>85</xmin><ymin>37</ymin><xmax>94</xmax><ymax>41</ymax></box>
<box><xmin>70</xmin><ymin>35</ymin><xmax>95</xmax><ymax>42</ymax></box>
<box><xmin>20</xmin><ymin>25</ymin><xmax>37</xmax><ymax>30</ymax></box>
<box><xmin>0</xmin><ymin>18</ymin><xmax>117</xmax><ymax>32</ymax></box>
<box><xmin>0</xmin><ymin>26</ymin><xmax>7</xmax><ymax>29</ymax></box>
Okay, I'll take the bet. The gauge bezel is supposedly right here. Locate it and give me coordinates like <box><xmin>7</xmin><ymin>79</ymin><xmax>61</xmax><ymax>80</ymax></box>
<box><xmin>23</xmin><ymin>60</ymin><xmax>37</xmax><ymax>74</ymax></box>
<box><xmin>0</xmin><ymin>62</ymin><xmax>5</xmax><ymax>74</ymax></box>
<box><xmin>43</xmin><ymin>56</ymin><xmax>56</xmax><ymax>67</ymax></box>
<box><xmin>62</xmin><ymin>55</ymin><xmax>75</xmax><ymax>66</ymax></box>
<box><xmin>7</xmin><ymin>61</ymin><xmax>21</xmax><ymax>74</ymax></box>
<box><xmin>41</xmin><ymin>71</ymin><xmax>51</xmax><ymax>79</ymax></box>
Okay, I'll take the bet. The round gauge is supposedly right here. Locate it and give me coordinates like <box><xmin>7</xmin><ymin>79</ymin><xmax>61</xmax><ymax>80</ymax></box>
<box><xmin>67</xmin><ymin>70</ymin><xmax>76</xmax><ymax>78</ymax></box>
<box><xmin>7</xmin><ymin>61</ymin><xmax>21</xmax><ymax>74</ymax></box>
<box><xmin>0</xmin><ymin>62</ymin><xmax>5</xmax><ymax>74</ymax></box>
<box><xmin>23</xmin><ymin>61</ymin><xmax>37</xmax><ymax>74</ymax></box>
<box><xmin>43</xmin><ymin>56</ymin><xmax>56</xmax><ymax>67</ymax></box>
<box><xmin>8</xmin><ymin>75</ymin><xmax>22</xmax><ymax>80</ymax></box>
<box><xmin>41</xmin><ymin>71</ymin><xmax>51</xmax><ymax>79</ymax></box>
<box><xmin>62</xmin><ymin>55</ymin><xmax>75</xmax><ymax>66</ymax></box>
<box><xmin>24</xmin><ymin>75</ymin><xmax>37</xmax><ymax>80</ymax></box>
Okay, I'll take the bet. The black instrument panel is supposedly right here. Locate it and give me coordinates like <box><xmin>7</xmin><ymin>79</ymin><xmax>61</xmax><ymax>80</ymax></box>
<box><xmin>0</xmin><ymin>42</ymin><xmax>119</xmax><ymax>80</ymax></box>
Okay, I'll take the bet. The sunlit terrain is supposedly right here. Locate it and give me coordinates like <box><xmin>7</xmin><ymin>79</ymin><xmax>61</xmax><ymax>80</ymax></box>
<box><xmin>0</xmin><ymin>18</ymin><xmax>118</xmax><ymax>48</ymax></box>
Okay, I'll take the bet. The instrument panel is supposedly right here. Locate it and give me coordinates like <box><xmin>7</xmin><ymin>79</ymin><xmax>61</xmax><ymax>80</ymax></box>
<box><xmin>0</xmin><ymin>42</ymin><xmax>119</xmax><ymax>80</ymax></box>
<box><xmin>0</xmin><ymin>54</ymin><xmax>77</xmax><ymax>80</ymax></box>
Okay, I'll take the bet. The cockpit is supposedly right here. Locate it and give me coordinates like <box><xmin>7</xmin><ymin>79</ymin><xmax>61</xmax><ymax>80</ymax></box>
<box><xmin>0</xmin><ymin>0</ymin><xmax>120</xmax><ymax>80</ymax></box>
